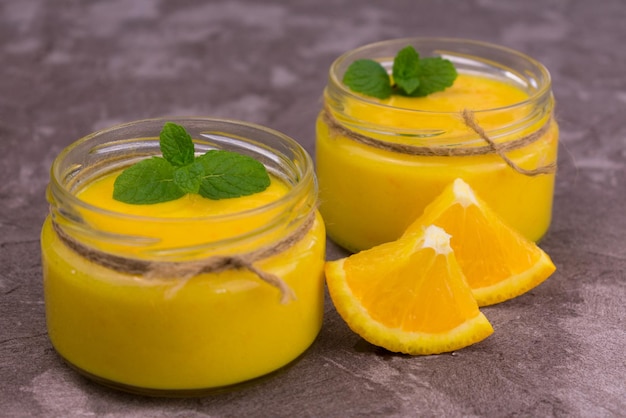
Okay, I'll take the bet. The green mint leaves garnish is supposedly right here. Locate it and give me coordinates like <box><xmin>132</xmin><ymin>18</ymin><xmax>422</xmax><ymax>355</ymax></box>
<box><xmin>113</xmin><ymin>122</ymin><xmax>271</xmax><ymax>205</ymax></box>
<box><xmin>342</xmin><ymin>45</ymin><xmax>457</xmax><ymax>99</ymax></box>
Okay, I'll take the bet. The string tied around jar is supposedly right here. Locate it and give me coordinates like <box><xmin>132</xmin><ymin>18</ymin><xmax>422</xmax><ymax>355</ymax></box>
<box><xmin>322</xmin><ymin>107</ymin><xmax>557</xmax><ymax>176</ymax></box>
<box><xmin>51</xmin><ymin>212</ymin><xmax>317</xmax><ymax>304</ymax></box>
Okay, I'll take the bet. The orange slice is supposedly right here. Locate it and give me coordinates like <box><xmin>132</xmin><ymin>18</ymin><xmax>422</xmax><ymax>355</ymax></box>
<box><xmin>403</xmin><ymin>178</ymin><xmax>556</xmax><ymax>306</ymax></box>
<box><xmin>325</xmin><ymin>225</ymin><xmax>493</xmax><ymax>355</ymax></box>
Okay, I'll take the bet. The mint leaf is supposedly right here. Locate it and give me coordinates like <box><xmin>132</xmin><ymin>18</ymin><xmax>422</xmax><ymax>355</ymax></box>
<box><xmin>343</xmin><ymin>59</ymin><xmax>392</xmax><ymax>99</ymax></box>
<box><xmin>406</xmin><ymin>56</ymin><xmax>457</xmax><ymax>97</ymax></box>
<box><xmin>113</xmin><ymin>157</ymin><xmax>184</xmax><ymax>204</ymax></box>
<box><xmin>113</xmin><ymin>123</ymin><xmax>271</xmax><ymax>205</ymax></box>
<box><xmin>392</xmin><ymin>46</ymin><xmax>421</xmax><ymax>95</ymax></box>
<box><xmin>160</xmin><ymin>122</ymin><xmax>195</xmax><ymax>167</ymax></box>
<box><xmin>196</xmin><ymin>150</ymin><xmax>271</xmax><ymax>200</ymax></box>
<box><xmin>173</xmin><ymin>161</ymin><xmax>205</xmax><ymax>194</ymax></box>
<box><xmin>342</xmin><ymin>46</ymin><xmax>458</xmax><ymax>99</ymax></box>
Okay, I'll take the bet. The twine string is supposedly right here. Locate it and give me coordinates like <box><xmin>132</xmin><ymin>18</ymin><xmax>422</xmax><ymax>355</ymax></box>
<box><xmin>322</xmin><ymin>107</ymin><xmax>556</xmax><ymax>176</ymax></box>
<box><xmin>52</xmin><ymin>212</ymin><xmax>316</xmax><ymax>304</ymax></box>
<box><xmin>460</xmin><ymin>109</ymin><xmax>556</xmax><ymax>176</ymax></box>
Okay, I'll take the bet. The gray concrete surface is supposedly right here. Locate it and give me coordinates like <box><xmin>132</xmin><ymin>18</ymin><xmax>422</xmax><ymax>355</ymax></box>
<box><xmin>1</xmin><ymin>0</ymin><xmax>625</xmax><ymax>416</ymax></box>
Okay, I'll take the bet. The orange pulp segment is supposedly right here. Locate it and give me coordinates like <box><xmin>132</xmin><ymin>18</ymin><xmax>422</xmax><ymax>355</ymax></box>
<box><xmin>325</xmin><ymin>225</ymin><xmax>493</xmax><ymax>355</ymax></box>
<box><xmin>403</xmin><ymin>178</ymin><xmax>556</xmax><ymax>306</ymax></box>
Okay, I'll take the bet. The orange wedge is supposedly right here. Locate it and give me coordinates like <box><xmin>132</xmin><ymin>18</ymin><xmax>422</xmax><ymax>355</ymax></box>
<box><xmin>403</xmin><ymin>178</ymin><xmax>556</xmax><ymax>306</ymax></box>
<box><xmin>326</xmin><ymin>225</ymin><xmax>493</xmax><ymax>355</ymax></box>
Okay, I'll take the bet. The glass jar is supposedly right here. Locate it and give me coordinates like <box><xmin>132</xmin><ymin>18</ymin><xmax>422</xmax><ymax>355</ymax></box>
<box><xmin>316</xmin><ymin>38</ymin><xmax>558</xmax><ymax>252</ymax></box>
<box><xmin>41</xmin><ymin>117</ymin><xmax>325</xmax><ymax>396</ymax></box>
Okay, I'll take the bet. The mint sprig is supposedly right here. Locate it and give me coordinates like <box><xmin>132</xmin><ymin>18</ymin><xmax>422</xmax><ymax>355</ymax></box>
<box><xmin>113</xmin><ymin>122</ymin><xmax>271</xmax><ymax>205</ymax></box>
<box><xmin>342</xmin><ymin>45</ymin><xmax>457</xmax><ymax>99</ymax></box>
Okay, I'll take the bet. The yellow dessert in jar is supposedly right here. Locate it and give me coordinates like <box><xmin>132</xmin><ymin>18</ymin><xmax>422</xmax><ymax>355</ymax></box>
<box><xmin>41</xmin><ymin>118</ymin><xmax>325</xmax><ymax>394</ymax></box>
<box><xmin>316</xmin><ymin>38</ymin><xmax>558</xmax><ymax>252</ymax></box>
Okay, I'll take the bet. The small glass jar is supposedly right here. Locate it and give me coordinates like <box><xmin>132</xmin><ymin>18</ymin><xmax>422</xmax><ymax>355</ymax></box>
<box><xmin>41</xmin><ymin>117</ymin><xmax>325</xmax><ymax>396</ymax></box>
<box><xmin>316</xmin><ymin>38</ymin><xmax>558</xmax><ymax>252</ymax></box>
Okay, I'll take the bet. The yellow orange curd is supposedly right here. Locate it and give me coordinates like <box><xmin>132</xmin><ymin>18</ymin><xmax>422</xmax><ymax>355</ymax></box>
<box><xmin>316</xmin><ymin>73</ymin><xmax>558</xmax><ymax>252</ymax></box>
<box><xmin>41</xmin><ymin>170</ymin><xmax>325</xmax><ymax>392</ymax></box>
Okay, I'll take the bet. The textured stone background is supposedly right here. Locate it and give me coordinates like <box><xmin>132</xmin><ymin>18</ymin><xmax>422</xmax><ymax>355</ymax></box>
<box><xmin>1</xmin><ymin>0</ymin><xmax>625</xmax><ymax>416</ymax></box>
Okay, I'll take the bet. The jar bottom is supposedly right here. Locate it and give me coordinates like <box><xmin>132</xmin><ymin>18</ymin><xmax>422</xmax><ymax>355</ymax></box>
<box><xmin>56</xmin><ymin>345</ymin><xmax>315</xmax><ymax>398</ymax></box>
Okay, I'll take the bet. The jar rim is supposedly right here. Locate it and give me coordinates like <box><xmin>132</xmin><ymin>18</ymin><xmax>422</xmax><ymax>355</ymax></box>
<box><xmin>328</xmin><ymin>37</ymin><xmax>553</xmax><ymax>115</ymax></box>
<box><xmin>49</xmin><ymin>116</ymin><xmax>316</xmax><ymax>224</ymax></box>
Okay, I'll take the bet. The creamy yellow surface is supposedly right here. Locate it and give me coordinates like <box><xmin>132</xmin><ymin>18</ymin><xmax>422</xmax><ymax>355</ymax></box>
<box><xmin>73</xmin><ymin>172</ymin><xmax>300</xmax><ymax>258</ymax></box>
<box><xmin>41</xmin><ymin>172</ymin><xmax>325</xmax><ymax>391</ymax></box>
<box><xmin>317</xmin><ymin>73</ymin><xmax>558</xmax><ymax>252</ymax></box>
